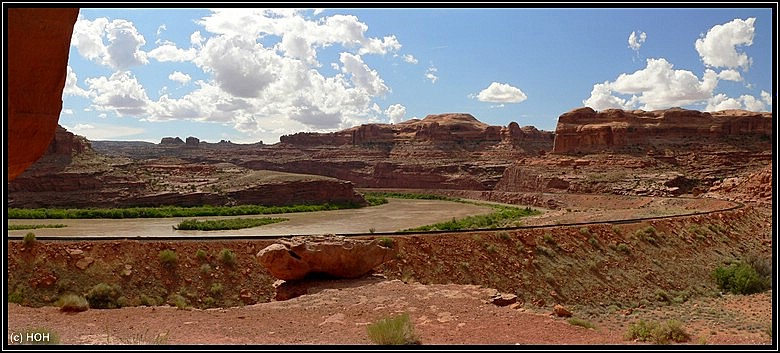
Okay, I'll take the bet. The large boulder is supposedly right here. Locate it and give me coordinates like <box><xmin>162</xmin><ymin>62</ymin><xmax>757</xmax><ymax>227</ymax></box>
<box><xmin>256</xmin><ymin>235</ymin><xmax>395</xmax><ymax>281</ymax></box>
<box><xmin>7</xmin><ymin>8</ymin><xmax>80</xmax><ymax>181</ymax></box>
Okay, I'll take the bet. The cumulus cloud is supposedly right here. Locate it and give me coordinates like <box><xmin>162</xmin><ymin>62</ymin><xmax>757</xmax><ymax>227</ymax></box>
<box><xmin>695</xmin><ymin>17</ymin><xmax>755</xmax><ymax>70</ymax></box>
<box><xmin>628</xmin><ymin>31</ymin><xmax>646</xmax><ymax>51</ymax></box>
<box><xmin>716</xmin><ymin>69</ymin><xmax>743</xmax><ymax>82</ymax></box>
<box><xmin>385</xmin><ymin>103</ymin><xmax>406</xmax><ymax>123</ymax></box>
<box><xmin>474</xmin><ymin>82</ymin><xmax>528</xmax><ymax>103</ymax></box>
<box><xmin>85</xmin><ymin>71</ymin><xmax>151</xmax><ymax>116</ymax></box>
<box><xmin>583</xmin><ymin>58</ymin><xmax>718</xmax><ymax>111</ymax></box>
<box><xmin>403</xmin><ymin>54</ymin><xmax>418</xmax><ymax>64</ymax></box>
<box><xmin>761</xmin><ymin>90</ymin><xmax>772</xmax><ymax>106</ymax></box>
<box><xmin>705</xmin><ymin>93</ymin><xmax>766</xmax><ymax>112</ymax></box>
<box><xmin>104</xmin><ymin>19</ymin><xmax>148</xmax><ymax>70</ymax></box>
<box><xmin>71</xmin><ymin>16</ymin><xmax>148</xmax><ymax>70</ymax></box>
<box><xmin>148</xmin><ymin>42</ymin><xmax>197</xmax><ymax>62</ymax></box>
<box><xmin>63</xmin><ymin>66</ymin><xmax>90</xmax><ymax>97</ymax></box>
<box><xmin>69</xmin><ymin>9</ymin><xmax>406</xmax><ymax>143</ymax></box>
<box><xmin>339</xmin><ymin>52</ymin><xmax>389</xmax><ymax>96</ymax></box>
<box><xmin>425</xmin><ymin>66</ymin><xmax>438</xmax><ymax>84</ymax></box>
<box><xmin>61</xmin><ymin>109</ymin><xmax>74</xmax><ymax>115</ymax></box>
<box><xmin>168</xmin><ymin>71</ymin><xmax>191</xmax><ymax>85</ymax></box>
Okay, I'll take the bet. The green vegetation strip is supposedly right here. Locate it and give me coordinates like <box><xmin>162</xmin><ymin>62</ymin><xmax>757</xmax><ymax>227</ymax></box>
<box><xmin>402</xmin><ymin>205</ymin><xmax>540</xmax><ymax>232</ymax></box>
<box><xmin>7</xmin><ymin>202</ymin><xmax>365</xmax><ymax>219</ymax></box>
<box><xmin>173</xmin><ymin>217</ymin><xmax>288</xmax><ymax>231</ymax></box>
<box><xmin>7</xmin><ymin>224</ymin><xmax>67</xmax><ymax>230</ymax></box>
<box><xmin>363</xmin><ymin>192</ymin><xmax>542</xmax><ymax>232</ymax></box>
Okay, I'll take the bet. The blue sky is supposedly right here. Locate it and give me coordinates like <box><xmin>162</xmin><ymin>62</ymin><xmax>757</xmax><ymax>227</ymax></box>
<box><xmin>59</xmin><ymin>6</ymin><xmax>775</xmax><ymax>143</ymax></box>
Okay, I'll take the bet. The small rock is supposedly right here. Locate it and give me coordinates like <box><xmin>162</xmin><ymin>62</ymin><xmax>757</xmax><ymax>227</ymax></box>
<box><xmin>553</xmin><ymin>304</ymin><xmax>572</xmax><ymax>318</ymax></box>
<box><xmin>532</xmin><ymin>298</ymin><xmax>546</xmax><ymax>307</ymax></box>
<box><xmin>67</xmin><ymin>249</ymin><xmax>84</xmax><ymax>256</ymax></box>
<box><xmin>491</xmin><ymin>293</ymin><xmax>518</xmax><ymax>307</ymax></box>
<box><xmin>509</xmin><ymin>303</ymin><xmax>522</xmax><ymax>310</ymax></box>
<box><xmin>75</xmin><ymin>257</ymin><xmax>95</xmax><ymax>270</ymax></box>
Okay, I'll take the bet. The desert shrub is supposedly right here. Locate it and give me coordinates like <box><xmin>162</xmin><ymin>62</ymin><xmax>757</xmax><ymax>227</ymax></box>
<box><xmin>543</xmin><ymin>232</ymin><xmax>556</xmax><ymax>244</ymax></box>
<box><xmin>23</xmin><ymin>232</ymin><xmax>36</xmax><ymax>247</ymax></box>
<box><xmin>378</xmin><ymin>237</ymin><xmax>394</xmax><ymax>249</ymax></box>
<box><xmin>139</xmin><ymin>294</ymin><xmax>163</xmax><ymax>307</ymax></box>
<box><xmin>200</xmin><ymin>263</ymin><xmax>212</xmax><ymax>274</ymax></box>
<box><xmin>588</xmin><ymin>237</ymin><xmax>599</xmax><ymax>247</ymax></box>
<box><xmin>616</xmin><ymin>243</ymin><xmax>630</xmax><ymax>253</ymax></box>
<box><xmin>498</xmin><ymin>231</ymin><xmax>511</xmax><ymax>241</ymax></box>
<box><xmin>158</xmin><ymin>249</ymin><xmax>178</xmax><ymax>268</ymax></box>
<box><xmin>369</xmin><ymin>227</ymin><xmax>376</xmax><ymax>233</ymax></box>
<box><xmin>625</xmin><ymin>319</ymin><xmax>690</xmax><ymax>344</ymax></box>
<box><xmin>579</xmin><ymin>227</ymin><xmax>590</xmax><ymax>236</ymax></box>
<box><xmin>195</xmin><ymin>249</ymin><xmax>207</xmax><ymax>261</ymax></box>
<box><xmin>210</xmin><ymin>283</ymin><xmax>224</xmax><ymax>297</ymax></box>
<box><xmin>568</xmin><ymin>318</ymin><xmax>596</xmax><ymax>329</ymax></box>
<box><xmin>634</xmin><ymin>226</ymin><xmax>657</xmax><ymax>244</ymax></box>
<box><xmin>536</xmin><ymin>245</ymin><xmax>555</xmax><ymax>257</ymax></box>
<box><xmin>57</xmin><ymin>294</ymin><xmax>89</xmax><ymax>312</ymax></box>
<box><xmin>85</xmin><ymin>283</ymin><xmax>122</xmax><ymax>309</ymax></box>
<box><xmin>744</xmin><ymin>255</ymin><xmax>772</xmax><ymax>281</ymax></box>
<box><xmin>169</xmin><ymin>294</ymin><xmax>189</xmax><ymax>309</ymax></box>
<box><xmin>218</xmin><ymin>248</ymin><xmax>236</xmax><ymax>267</ymax></box>
<box><xmin>655</xmin><ymin>289</ymin><xmax>671</xmax><ymax>303</ymax></box>
<box><xmin>366</xmin><ymin>312</ymin><xmax>421</xmax><ymax>345</ymax></box>
<box><xmin>713</xmin><ymin>261</ymin><xmax>771</xmax><ymax>295</ymax></box>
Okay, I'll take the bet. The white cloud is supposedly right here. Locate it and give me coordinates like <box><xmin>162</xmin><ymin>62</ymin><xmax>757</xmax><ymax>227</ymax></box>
<box><xmin>425</xmin><ymin>66</ymin><xmax>438</xmax><ymax>84</ymax></box>
<box><xmin>474</xmin><ymin>82</ymin><xmax>528</xmax><ymax>103</ymax></box>
<box><xmin>85</xmin><ymin>71</ymin><xmax>150</xmax><ymax>116</ymax></box>
<box><xmin>385</xmin><ymin>103</ymin><xmax>406</xmax><ymax>123</ymax></box>
<box><xmin>628</xmin><ymin>31</ymin><xmax>646</xmax><ymax>51</ymax></box>
<box><xmin>104</xmin><ymin>19</ymin><xmax>148</xmax><ymax>70</ymax></box>
<box><xmin>61</xmin><ymin>109</ymin><xmax>74</xmax><ymax>115</ymax></box>
<box><xmin>65</xmin><ymin>123</ymin><xmax>145</xmax><ymax>141</ymax></box>
<box><xmin>716</xmin><ymin>69</ymin><xmax>743</xmax><ymax>82</ymax></box>
<box><xmin>148</xmin><ymin>42</ymin><xmax>197</xmax><ymax>62</ymax></box>
<box><xmin>190</xmin><ymin>31</ymin><xmax>204</xmax><ymax>48</ymax></box>
<box><xmin>194</xmin><ymin>35</ymin><xmax>281</xmax><ymax>98</ymax></box>
<box><xmin>63</xmin><ymin>66</ymin><xmax>90</xmax><ymax>97</ymax></box>
<box><xmin>403</xmin><ymin>54</ymin><xmax>418</xmax><ymax>64</ymax></box>
<box><xmin>168</xmin><ymin>71</ymin><xmax>192</xmax><ymax>85</ymax></box>
<box><xmin>339</xmin><ymin>52</ymin><xmax>389</xmax><ymax>96</ymax></box>
<box><xmin>156</xmin><ymin>24</ymin><xmax>167</xmax><ymax>37</ymax></box>
<box><xmin>583</xmin><ymin>58</ymin><xmax>718</xmax><ymax>111</ymax></box>
<box><xmin>695</xmin><ymin>17</ymin><xmax>755</xmax><ymax>70</ymax></box>
<box><xmin>71</xmin><ymin>16</ymin><xmax>148</xmax><ymax>70</ymax></box>
<box><xmin>761</xmin><ymin>90</ymin><xmax>772</xmax><ymax>106</ymax></box>
<box><xmin>705</xmin><ymin>93</ymin><xmax>767</xmax><ymax>112</ymax></box>
<box><xmin>71</xmin><ymin>16</ymin><xmax>109</xmax><ymax>61</ymax></box>
<box><xmin>69</xmin><ymin>10</ymin><xmax>405</xmax><ymax>144</ymax></box>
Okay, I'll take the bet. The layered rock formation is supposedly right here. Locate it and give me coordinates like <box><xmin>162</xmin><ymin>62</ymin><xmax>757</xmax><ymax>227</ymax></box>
<box><xmin>8</xmin><ymin>127</ymin><xmax>367</xmax><ymax>208</ymax></box>
<box><xmin>256</xmin><ymin>235</ymin><xmax>395</xmax><ymax>281</ymax></box>
<box><xmin>7</xmin><ymin>8</ymin><xmax>80</xmax><ymax>181</ymax></box>
<box><xmin>553</xmin><ymin>107</ymin><xmax>772</xmax><ymax>154</ymax></box>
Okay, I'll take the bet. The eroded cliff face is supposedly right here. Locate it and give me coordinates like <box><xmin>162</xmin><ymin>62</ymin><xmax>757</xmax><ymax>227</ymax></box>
<box><xmin>7</xmin><ymin>8</ymin><xmax>80</xmax><ymax>181</ymax></box>
<box><xmin>552</xmin><ymin>107</ymin><xmax>772</xmax><ymax>154</ymax></box>
<box><xmin>8</xmin><ymin>127</ymin><xmax>366</xmax><ymax>208</ymax></box>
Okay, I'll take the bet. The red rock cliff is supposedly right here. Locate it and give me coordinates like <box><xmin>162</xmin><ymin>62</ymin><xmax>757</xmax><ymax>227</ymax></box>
<box><xmin>7</xmin><ymin>8</ymin><xmax>80</xmax><ymax>181</ymax></box>
<box><xmin>552</xmin><ymin>107</ymin><xmax>772</xmax><ymax>154</ymax></box>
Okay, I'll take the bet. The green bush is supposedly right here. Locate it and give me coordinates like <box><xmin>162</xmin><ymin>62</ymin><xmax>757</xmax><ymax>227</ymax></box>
<box><xmin>195</xmin><ymin>249</ymin><xmax>207</xmax><ymax>261</ymax></box>
<box><xmin>713</xmin><ymin>261</ymin><xmax>771</xmax><ymax>295</ymax></box>
<box><xmin>200</xmin><ymin>263</ymin><xmax>212</xmax><ymax>274</ymax></box>
<box><xmin>219</xmin><ymin>249</ymin><xmax>236</xmax><ymax>267</ymax></box>
<box><xmin>625</xmin><ymin>319</ymin><xmax>690</xmax><ymax>344</ymax></box>
<box><xmin>174</xmin><ymin>217</ymin><xmax>287</xmax><ymax>231</ymax></box>
<box><xmin>169</xmin><ymin>293</ymin><xmax>189</xmax><ymax>309</ymax></box>
<box><xmin>57</xmin><ymin>294</ymin><xmax>89</xmax><ymax>312</ymax></box>
<box><xmin>85</xmin><ymin>283</ymin><xmax>122</xmax><ymax>309</ymax></box>
<box><xmin>8</xmin><ymin>224</ymin><xmax>66</xmax><ymax>231</ymax></box>
<box><xmin>139</xmin><ymin>294</ymin><xmax>163</xmax><ymax>307</ymax></box>
<box><xmin>378</xmin><ymin>237</ymin><xmax>394</xmax><ymax>249</ymax></box>
<box><xmin>568</xmin><ymin>318</ymin><xmax>596</xmax><ymax>330</ymax></box>
<box><xmin>158</xmin><ymin>249</ymin><xmax>178</xmax><ymax>268</ymax></box>
<box><xmin>210</xmin><ymin>283</ymin><xmax>224</xmax><ymax>297</ymax></box>
<box><xmin>23</xmin><ymin>232</ymin><xmax>36</xmax><ymax>247</ymax></box>
<box><xmin>366</xmin><ymin>312</ymin><xmax>421</xmax><ymax>345</ymax></box>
